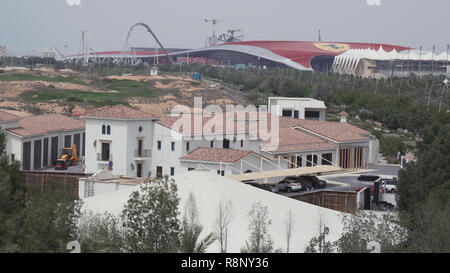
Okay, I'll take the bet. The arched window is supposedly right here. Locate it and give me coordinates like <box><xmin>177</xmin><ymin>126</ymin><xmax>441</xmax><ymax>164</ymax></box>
<box><xmin>107</xmin><ymin>125</ymin><xmax>111</xmax><ymax>135</ymax></box>
<box><xmin>102</xmin><ymin>125</ymin><xmax>106</xmax><ymax>135</ymax></box>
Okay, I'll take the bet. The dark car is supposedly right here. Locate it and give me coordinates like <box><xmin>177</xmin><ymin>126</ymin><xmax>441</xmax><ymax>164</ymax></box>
<box><xmin>357</xmin><ymin>174</ymin><xmax>380</xmax><ymax>182</ymax></box>
<box><xmin>301</xmin><ymin>176</ymin><xmax>326</xmax><ymax>189</ymax></box>
<box><xmin>317</xmin><ymin>180</ymin><xmax>328</xmax><ymax>189</ymax></box>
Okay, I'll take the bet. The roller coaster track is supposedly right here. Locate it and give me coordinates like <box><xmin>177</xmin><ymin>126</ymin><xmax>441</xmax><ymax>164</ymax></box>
<box><xmin>121</xmin><ymin>22</ymin><xmax>175</xmax><ymax>65</ymax></box>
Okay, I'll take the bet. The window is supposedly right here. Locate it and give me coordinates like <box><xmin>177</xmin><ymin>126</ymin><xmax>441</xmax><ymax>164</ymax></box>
<box><xmin>64</xmin><ymin>135</ymin><xmax>71</xmax><ymax>148</ymax></box>
<box><xmin>188</xmin><ymin>168</ymin><xmax>195</xmax><ymax>172</ymax></box>
<box><xmin>43</xmin><ymin>138</ymin><xmax>49</xmax><ymax>167</ymax></box>
<box><xmin>101</xmin><ymin>143</ymin><xmax>110</xmax><ymax>161</ymax></box>
<box><xmin>241</xmin><ymin>139</ymin><xmax>244</xmax><ymax>148</ymax></box>
<box><xmin>138</xmin><ymin>126</ymin><xmax>143</xmax><ymax>132</ymax></box>
<box><xmin>305</xmin><ymin>111</ymin><xmax>320</xmax><ymax>120</ymax></box>
<box><xmin>296</xmin><ymin>156</ymin><xmax>302</xmax><ymax>167</ymax></box>
<box><xmin>137</xmin><ymin>163</ymin><xmax>142</xmax><ymax>178</ymax></box>
<box><xmin>107</xmin><ymin>125</ymin><xmax>111</xmax><ymax>135</ymax></box>
<box><xmin>102</xmin><ymin>125</ymin><xmax>106</xmax><ymax>134</ymax></box>
<box><xmin>322</xmin><ymin>153</ymin><xmax>332</xmax><ymax>165</ymax></box>
<box><xmin>306</xmin><ymin>154</ymin><xmax>318</xmax><ymax>166</ymax></box>
<box><xmin>210</xmin><ymin>141</ymin><xmax>214</xmax><ymax>148</ymax></box>
<box><xmin>294</xmin><ymin>110</ymin><xmax>299</xmax><ymax>119</ymax></box>
<box><xmin>223</xmin><ymin>139</ymin><xmax>230</xmax><ymax>149</ymax></box>
<box><xmin>282</xmin><ymin>109</ymin><xmax>292</xmax><ymax>117</ymax></box>
<box><xmin>186</xmin><ymin>142</ymin><xmax>190</xmax><ymax>152</ymax></box>
<box><xmin>157</xmin><ymin>166</ymin><xmax>163</xmax><ymax>178</ymax></box>
<box><xmin>11</xmin><ymin>154</ymin><xmax>15</xmax><ymax>162</ymax></box>
<box><xmin>137</xmin><ymin>139</ymin><xmax>143</xmax><ymax>157</ymax></box>
<box><xmin>170</xmin><ymin>167</ymin><xmax>175</xmax><ymax>176</ymax></box>
<box><xmin>157</xmin><ymin>141</ymin><xmax>161</xmax><ymax>150</ymax></box>
<box><xmin>171</xmin><ymin>142</ymin><xmax>175</xmax><ymax>151</ymax></box>
<box><xmin>221</xmin><ymin>171</ymin><xmax>225</xmax><ymax>176</ymax></box>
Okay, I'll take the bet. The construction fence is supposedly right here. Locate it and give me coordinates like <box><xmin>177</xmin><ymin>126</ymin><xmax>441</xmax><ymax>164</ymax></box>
<box><xmin>23</xmin><ymin>171</ymin><xmax>84</xmax><ymax>200</ymax></box>
<box><xmin>291</xmin><ymin>190</ymin><xmax>357</xmax><ymax>213</ymax></box>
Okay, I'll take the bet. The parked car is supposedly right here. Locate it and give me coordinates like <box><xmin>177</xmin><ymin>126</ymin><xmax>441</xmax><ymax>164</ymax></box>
<box><xmin>261</xmin><ymin>183</ymin><xmax>279</xmax><ymax>193</ymax></box>
<box><xmin>277</xmin><ymin>179</ymin><xmax>303</xmax><ymax>192</ymax></box>
<box><xmin>318</xmin><ymin>179</ymin><xmax>328</xmax><ymax>189</ymax></box>
<box><xmin>300</xmin><ymin>176</ymin><xmax>327</xmax><ymax>189</ymax></box>
<box><xmin>379</xmin><ymin>177</ymin><xmax>397</xmax><ymax>193</ymax></box>
<box><xmin>282</xmin><ymin>176</ymin><xmax>309</xmax><ymax>191</ymax></box>
<box><xmin>357</xmin><ymin>174</ymin><xmax>380</xmax><ymax>182</ymax></box>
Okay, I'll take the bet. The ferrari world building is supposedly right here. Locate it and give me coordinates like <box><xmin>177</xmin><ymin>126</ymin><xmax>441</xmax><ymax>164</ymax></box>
<box><xmin>66</xmin><ymin>40</ymin><xmax>449</xmax><ymax>78</ymax></box>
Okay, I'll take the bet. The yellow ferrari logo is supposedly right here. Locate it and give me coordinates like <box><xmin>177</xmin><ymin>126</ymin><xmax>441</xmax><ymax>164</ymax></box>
<box><xmin>314</xmin><ymin>43</ymin><xmax>350</xmax><ymax>52</ymax></box>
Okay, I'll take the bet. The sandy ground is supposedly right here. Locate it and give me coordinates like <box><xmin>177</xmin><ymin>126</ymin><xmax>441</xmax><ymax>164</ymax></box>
<box><xmin>0</xmin><ymin>68</ymin><xmax>244</xmax><ymax>117</ymax></box>
<box><xmin>0</xmin><ymin>80</ymin><xmax>112</xmax><ymax>98</ymax></box>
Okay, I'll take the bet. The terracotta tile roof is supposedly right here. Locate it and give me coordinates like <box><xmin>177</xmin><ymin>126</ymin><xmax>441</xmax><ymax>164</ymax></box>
<box><xmin>7</xmin><ymin>114</ymin><xmax>85</xmax><ymax>137</ymax></box>
<box><xmin>0</xmin><ymin>110</ymin><xmax>21</xmax><ymax>122</ymax></box>
<box><xmin>82</xmin><ymin>105</ymin><xmax>156</xmax><ymax>120</ymax></box>
<box><xmin>294</xmin><ymin>119</ymin><xmax>370</xmax><ymax>142</ymax></box>
<box><xmin>156</xmin><ymin>113</ymin><xmax>371</xmax><ymax>143</ymax></box>
<box><xmin>179</xmin><ymin>147</ymin><xmax>254</xmax><ymax>163</ymax></box>
<box><xmin>263</xmin><ymin>127</ymin><xmax>336</xmax><ymax>153</ymax></box>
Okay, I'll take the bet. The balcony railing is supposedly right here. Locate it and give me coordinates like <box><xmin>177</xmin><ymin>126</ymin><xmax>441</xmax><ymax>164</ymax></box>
<box><xmin>97</xmin><ymin>153</ymin><xmax>113</xmax><ymax>162</ymax></box>
<box><xmin>135</xmin><ymin>149</ymin><xmax>152</xmax><ymax>158</ymax></box>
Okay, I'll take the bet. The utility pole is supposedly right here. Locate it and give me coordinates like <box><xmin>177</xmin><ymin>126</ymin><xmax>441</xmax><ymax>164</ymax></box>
<box><xmin>418</xmin><ymin>46</ymin><xmax>422</xmax><ymax>77</ymax></box>
<box><xmin>440</xmin><ymin>79</ymin><xmax>448</xmax><ymax>112</ymax></box>
<box><xmin>431</xmin><ymin>45</ymin><xmax>435</xmax><ymax>75</ymax></box>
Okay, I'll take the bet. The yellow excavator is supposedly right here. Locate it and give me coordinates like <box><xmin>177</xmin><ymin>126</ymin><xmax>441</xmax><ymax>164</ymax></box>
<box><xmin>55</xmin><ymin>144</ymin><xmax>78</xmax><ymax>170</ymax></box>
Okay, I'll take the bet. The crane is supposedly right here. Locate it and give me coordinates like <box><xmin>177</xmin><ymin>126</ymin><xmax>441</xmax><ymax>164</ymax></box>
<box><xmin>204</xmin><ymin>19</ymin><xmax>219</xmax><ymax>47</ymax></box>
<box><xmin>204</xmin><ymin>18</ymin><xmax>218</xmax><ymax>38</ymax></box>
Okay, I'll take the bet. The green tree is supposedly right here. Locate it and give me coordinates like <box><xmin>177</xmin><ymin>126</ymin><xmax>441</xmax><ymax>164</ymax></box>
<box><xmin>78</xmin><ymin>212</ymin><xmax>125</xmax><ymax>253</ymax></box>
<box><xmin>179</xmin><ymin>193</ymin><xmax>216</xmax><ymax>253</ymax></box>
<box><xmin>0</xmin><ymin>129</ymin><xmax>25</xmax><ymax>252</ymax></box>
<box><xmin>121</xmin><ymin>176</ymin><xmax>181</xmax><ymax>253</ymax></box>
<box><xmin>396</xmin><ymin>122</ymin><xmax>450</xmax><ymax>252</ymax></box>
<box><xmin>304</xmin><ymin>225</ymin><xmax>334</xmax><ymax>253</ymax></box>
<box><xmin>12</xmin><ymin>179</ymin><xmax>82</xmax><ymax>253</ymax></box>
<box><xmin>241</xmin><ymin>201</ymin><xmax>274</xmax><ymax>253</ymax></box>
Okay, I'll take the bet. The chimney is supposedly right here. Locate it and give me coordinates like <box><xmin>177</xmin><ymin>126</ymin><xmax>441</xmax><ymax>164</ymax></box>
<box><xmin>339</xmin><ymin>111</ymin><xmax>349</xmax><ymax>123</ymax></box>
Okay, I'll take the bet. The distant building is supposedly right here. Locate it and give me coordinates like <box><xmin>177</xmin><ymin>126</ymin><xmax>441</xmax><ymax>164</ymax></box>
<box><xmin>268</xmin><ymin>97</ymin><xmax>327</xmax><ymax>121</ymax></box>
<box><xmin>1</xmin><ymin>110</ymin><xmax>85</xmax><ymax>171</ymax></box>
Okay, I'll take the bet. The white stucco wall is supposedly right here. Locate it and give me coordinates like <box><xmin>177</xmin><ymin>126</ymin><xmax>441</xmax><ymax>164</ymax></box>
<box><xmin>268</xmin><ymin>97</ymin><xmax>326</xmax><ymax>121</ymax></box>
<box><xmin>85</xmin><ymin>118</ymin><xmax>155</xmax><ymax>177</ymax></box>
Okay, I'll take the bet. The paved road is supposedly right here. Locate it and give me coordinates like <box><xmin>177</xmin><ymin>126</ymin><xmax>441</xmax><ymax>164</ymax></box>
<box><xmin>202</xmin><ymin>78</ymin><xmax>248</xmax><ymax>106</ymax></box>
<box><xmin>320</xmin><ymin>164</ymin><xmax>401</xmax><ymax>192</ymax></box>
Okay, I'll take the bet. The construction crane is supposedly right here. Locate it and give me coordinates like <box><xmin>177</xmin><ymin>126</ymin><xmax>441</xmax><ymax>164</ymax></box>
<box><xmin>205</xmin><ymin>19</ymin><xmax>218</xmax><ymax>47</ymax></box>
<box><xmin>204</xmin><ymin>18</ymin><xmax>218</xmax><ymax>37</ymax></box>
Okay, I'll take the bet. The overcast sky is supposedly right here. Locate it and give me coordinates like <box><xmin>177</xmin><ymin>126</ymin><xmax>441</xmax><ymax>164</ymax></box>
<box><xmin>1</xmin><ymin>0</ymin><xmax>449</xmax><ymax>55</ymax></box>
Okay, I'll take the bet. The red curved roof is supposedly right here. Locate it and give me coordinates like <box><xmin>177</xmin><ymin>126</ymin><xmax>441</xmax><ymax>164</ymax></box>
<box><xmin>224</xmin><ymin>41</ymin><xmax>409</xmax><ymax>68</ymax></box>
